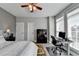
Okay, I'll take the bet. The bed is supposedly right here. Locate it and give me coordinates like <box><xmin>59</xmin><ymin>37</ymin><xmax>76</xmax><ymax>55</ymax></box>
<box><xmin>0</xmin><ymin>36</ymin><xmax>38</xmax><ymax>56</ymax></box>
<box><xmin>0</xmin><ymin>30</ymin><xmax>38</xmax><ymax>56</ymax></box>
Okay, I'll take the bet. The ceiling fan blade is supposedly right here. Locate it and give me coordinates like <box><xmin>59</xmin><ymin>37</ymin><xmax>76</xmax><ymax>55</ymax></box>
<box><xmin>34</xmin><ymin>5</ymin><xmax>42</xmax><ymax>10</ymax></box>
<box><xmin>21</xmin><ymin>5</ymin><xmax>28</xmax><ymax>7</ymax></box>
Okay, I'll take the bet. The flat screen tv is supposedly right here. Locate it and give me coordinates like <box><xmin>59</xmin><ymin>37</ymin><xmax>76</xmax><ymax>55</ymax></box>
<box><xmin>59</xmin><ymin>32</ymin><xmax>65</xmax><ymax>39</ymax></box>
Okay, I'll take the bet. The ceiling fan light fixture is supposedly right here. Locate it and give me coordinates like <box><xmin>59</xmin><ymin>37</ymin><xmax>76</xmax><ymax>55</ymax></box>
<box><xmin>28</xmin><ymin>4</ymin><xmax>32</xmax><ymax>11</ymax></box>
<box><xmin>21</xmin><ymin>3</ymin><xmax>42</xmax><ymax>12</ymax></box>
<box><xmin>33</xmin><ymin>6</ymin><xmax>37</xmax><ymax>11</ymax></box>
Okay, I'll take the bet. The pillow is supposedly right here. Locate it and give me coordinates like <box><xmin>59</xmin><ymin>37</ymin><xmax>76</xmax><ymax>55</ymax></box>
<box><xmin>0</xmin><ymin>35</ymin><xmax>5</xmax><ymax>44</ymax></box>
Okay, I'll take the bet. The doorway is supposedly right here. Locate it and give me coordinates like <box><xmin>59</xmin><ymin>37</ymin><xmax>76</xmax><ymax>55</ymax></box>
<box><xmin>27</xmin><ymin>22</ymin><xmax>35</xmax><ymax>41</ymax></box>
<box><xmin>16</xmin><ymin>22</ymin><xmax>24</xmax><ymax>41</ymax></box>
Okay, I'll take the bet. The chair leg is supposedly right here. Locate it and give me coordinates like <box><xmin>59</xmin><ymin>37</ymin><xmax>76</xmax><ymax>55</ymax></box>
<box><xmin>60</xmin><ymin>53</ymin><xmax>61</xmax><ymax>55</ymax></box>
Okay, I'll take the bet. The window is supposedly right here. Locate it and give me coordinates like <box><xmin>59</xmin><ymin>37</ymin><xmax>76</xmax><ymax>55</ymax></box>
<box><xmin>56</xmin><ymin>17</ymin><xmax>64</xmax><ymax>37</ymax></box>
<box><xmin>67</xmin><ymin>8</ymin><xmax>79</xmax><ymax>50</ymax></box>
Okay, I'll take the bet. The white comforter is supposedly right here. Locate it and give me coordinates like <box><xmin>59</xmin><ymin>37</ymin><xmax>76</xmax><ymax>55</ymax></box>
<box><xmin>0</xmin><ymin>41</ymin><xmax>38</xmax><ymax>56</ymax></box>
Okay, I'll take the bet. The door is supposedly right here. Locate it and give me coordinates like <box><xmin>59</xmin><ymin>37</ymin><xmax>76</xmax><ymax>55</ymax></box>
<box><xmin>27</xmin><ymin>22</ymin><xmax>34</xmax><ymax>41</ymax></box>
<box><xmin>16</xmin><ymin>22</ymin><xmax>24</xmax><ymax>41</ymax></box>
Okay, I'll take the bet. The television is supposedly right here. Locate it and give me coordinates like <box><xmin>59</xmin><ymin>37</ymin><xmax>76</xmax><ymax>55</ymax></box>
<box><xmin>59</xmin><ymin>32</ymin><xmax>65</xmax><ymax>39</ymax></box>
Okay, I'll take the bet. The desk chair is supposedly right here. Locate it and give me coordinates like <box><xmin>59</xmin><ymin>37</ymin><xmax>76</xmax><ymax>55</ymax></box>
<box><xmin>51</xmin><ymin>36</ymin><xmax>63</xmax><ymax>55</ymax></box>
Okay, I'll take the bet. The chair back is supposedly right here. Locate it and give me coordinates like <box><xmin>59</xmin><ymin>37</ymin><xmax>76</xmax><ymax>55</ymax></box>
<box><xmin>51</xmin><ymin>36</ymin><xmax>57</xmax><ymax>45</ymax></box>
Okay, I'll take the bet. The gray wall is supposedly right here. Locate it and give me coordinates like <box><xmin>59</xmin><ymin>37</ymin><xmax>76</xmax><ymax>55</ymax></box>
<box><xmin>16</xmin><ymin>17</ymin><xmax>48</xmax><ymax>41</ymax></box>
<box><xmin>0</xmin><ymin>7</ymin><xmax>16</xmax><ymax>36</ymax></box>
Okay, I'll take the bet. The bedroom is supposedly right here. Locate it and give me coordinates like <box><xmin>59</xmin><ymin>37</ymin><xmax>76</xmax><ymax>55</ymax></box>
<box><xmin>0</xmin><ymin>3</ymin><xmax>79</xmax><ymax>56</ymax></box>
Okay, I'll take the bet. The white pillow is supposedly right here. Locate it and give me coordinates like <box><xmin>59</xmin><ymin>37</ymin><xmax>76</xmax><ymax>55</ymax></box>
<box><xmin>0</xmin><ymin>35</ymin><xmax>5</xmax><ymax>44</ymax></box>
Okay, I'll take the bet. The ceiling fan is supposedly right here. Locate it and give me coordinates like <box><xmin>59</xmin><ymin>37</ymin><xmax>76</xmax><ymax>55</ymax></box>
<box><xmin>21</xmin><ymin>3</ymin><xmax>42</xmax><ymax>12</ymax></box>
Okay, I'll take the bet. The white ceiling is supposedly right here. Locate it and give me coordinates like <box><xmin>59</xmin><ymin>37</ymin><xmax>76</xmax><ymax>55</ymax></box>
<box><xmin>0</xmin><ymin>3</ymin><xmax>70</xmax><ymax>17</ymax></box>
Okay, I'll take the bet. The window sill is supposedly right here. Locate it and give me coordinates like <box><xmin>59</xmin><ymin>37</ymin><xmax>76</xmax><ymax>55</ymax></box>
<box><xmin>70</xmin><ymin>46</ymin><xmax>79</xmax><ymax>56</ymax></box>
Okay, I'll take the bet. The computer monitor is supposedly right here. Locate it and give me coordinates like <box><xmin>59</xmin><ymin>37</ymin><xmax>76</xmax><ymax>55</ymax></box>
<box><xmin>59</xmin><ymin>32</ymin><xmax>65</xmax><ymax>39</ymax></box>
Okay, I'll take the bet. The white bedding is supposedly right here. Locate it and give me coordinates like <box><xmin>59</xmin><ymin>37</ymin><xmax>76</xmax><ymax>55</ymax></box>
<box><xmin>20</xmin><ymin>41</ymin><xmax>38</xmax><ymax>56</ymax></box>
<box><xmin>0</xmin><ymin>41</ymin><xmax>14</xmax><ymax>49</ymax></box>
<box><xmin>0</xmin><ymin>41</ymin><xmax>38</xmax><ymax>56</ymax></box>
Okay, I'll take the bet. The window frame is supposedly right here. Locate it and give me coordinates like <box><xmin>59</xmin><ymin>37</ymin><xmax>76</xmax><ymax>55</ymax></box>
<box><xmin>56</xmin><ymin>16</ymin><xmax>64</xmax><ymax>37</ymax></box>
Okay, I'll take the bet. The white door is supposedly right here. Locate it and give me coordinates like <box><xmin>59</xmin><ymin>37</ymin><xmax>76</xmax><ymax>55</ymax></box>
<box><xmin>16</xmin><ymin>22</ymin><xmax>24</xmax><ymax>41</ymax></box>
<box><xmin>27</xmin><ymin>23</ymin><xmax>34</xmax><ymax>41</ymax></box>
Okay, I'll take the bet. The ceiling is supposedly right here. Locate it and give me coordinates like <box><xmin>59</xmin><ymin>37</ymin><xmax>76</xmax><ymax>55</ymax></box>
<box><xmin>0</xmin><ymin>3</ymin><xmax>70</xmax><ymax>17</ymax></box>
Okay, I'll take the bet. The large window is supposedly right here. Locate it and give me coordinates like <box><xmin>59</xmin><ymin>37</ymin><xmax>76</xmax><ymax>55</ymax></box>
<box><xmin>56</xmin><ymin>17</ymin><xmax>64</xmax><ymax>37</ymax></box>
<box><xmin>67</xmin><ymin>8</ymin><xmax>79</xmax><ymax>50</ymax></box>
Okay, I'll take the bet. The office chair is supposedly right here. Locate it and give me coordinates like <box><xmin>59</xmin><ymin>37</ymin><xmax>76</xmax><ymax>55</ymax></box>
<box><xmin>51</xmin><ymin>36</ymin><xmax>63</xmax><ymax>55</ymax></box>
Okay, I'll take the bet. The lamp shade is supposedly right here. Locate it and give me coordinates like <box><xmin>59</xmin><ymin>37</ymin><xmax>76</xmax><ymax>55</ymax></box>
<box><xmin>6</xmin><ymin>29</ymin><xmax>10</xmax><ymax>33</ymax></box>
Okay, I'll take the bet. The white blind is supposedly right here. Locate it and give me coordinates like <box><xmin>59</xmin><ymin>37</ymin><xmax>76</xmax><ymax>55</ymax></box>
<box><xmin>67</xmin><ymin>8</ymin><xmax>79</xmax><ymax>51</ymax></box>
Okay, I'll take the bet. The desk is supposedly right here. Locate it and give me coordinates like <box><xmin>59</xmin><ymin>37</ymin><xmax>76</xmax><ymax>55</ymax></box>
<box><xmin>66</xmin><ymin>40</ymin><xmax>73</xmax><ymax>55</ymax></box>
<box><xmin>57</xmin><ymin>39</ymin><xmax>73</xmax><ymax>55</ymax></box>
